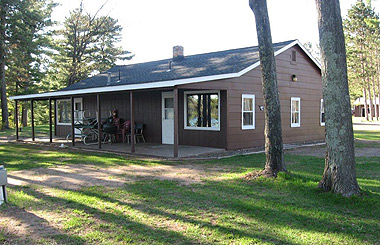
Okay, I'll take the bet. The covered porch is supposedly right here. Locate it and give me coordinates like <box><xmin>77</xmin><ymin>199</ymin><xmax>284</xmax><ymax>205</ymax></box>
<box><xmin>11</xmin><ymin>86</ymin><xmax>227</xmax><ymax>158</ymax></box>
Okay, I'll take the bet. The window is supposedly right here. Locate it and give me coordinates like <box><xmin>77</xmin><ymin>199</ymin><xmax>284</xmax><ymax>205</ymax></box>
<box><xmin>291</xmin><ymin>97</ymin><xmax>301</xmax><ymax>127</ymax></box>
<box><xmin>320</xmin><ymin>99</ymin><xmax>325</xmax><ymax>126</ymax></box>
<box><xmin>164</xmin><ymin>97</ymin><xmax>174</xmax><ymax>119</ymax></box>
<box><xmin>242</xmin><ymin>94</ymin><xmax>255</xmax><ymax>130</ymax></box>
<box><xmin>56</xmin><ymin>98</ymin><xmax>83</xmax><ymax>125</ymax></box>
<box><xmin>56</xmin><ymin>99</ymin><xmax>71</xmax><ymax>125</ymax></box>
<box><xmin>291</xmin><ymin>50</ymin><xmax>297</xmax><ymax>62</ymax></box>
<box><xmin>184</xmin><ymin>91</ymin><xmax>220</xmax><ymax>130</ymax></box>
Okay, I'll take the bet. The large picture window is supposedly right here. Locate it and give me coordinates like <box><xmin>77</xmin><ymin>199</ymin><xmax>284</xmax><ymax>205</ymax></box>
<box><xmin>184</xmin><ymin>91</ymin><xmax>220</xmax><ymax>130</ymax></box>
<box><xmin>242</xmin><ymin>94</ymin><xmax>255</xmax><ymax>130</ymax></box>
<box><xmin>56</xmin><ymin>99</ymin><xmax>71</xmax><ymax>125</ymax></box>
<box><xmin>291</xmin><ymin>97</ymin><xmax>301</xmax><ymax>127</ymax></box>
<box><xmin>320</xmin><ymin>99</ymin><xmax>325</xmax><ymax>126</ymax></box>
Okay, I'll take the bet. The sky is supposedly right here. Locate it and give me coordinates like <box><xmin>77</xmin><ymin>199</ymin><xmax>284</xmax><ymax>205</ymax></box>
<box><xmin>51</xmin><ymin>0</ymin><xmax>380</xmax><ymax>65</ymax></box>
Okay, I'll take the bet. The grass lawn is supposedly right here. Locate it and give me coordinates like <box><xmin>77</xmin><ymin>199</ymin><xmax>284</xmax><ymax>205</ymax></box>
<box><xmin>354</xmin><ymin>129</ymin><xmax>380</xmax><ymax>147</ymax></box>
<box><xmin>0</xmin><ymin>125</ymin><xmax>52</xmax><ymax>138</ymax></box>
<box><xmin>354</xmin><ymin>129</ymin><xmax>380</xmax><ymax>141</ymax></box>
<box><xmin>0</xmin><ymin>143</ymin><xmax>379</xmax><ymax>244</ymax></box>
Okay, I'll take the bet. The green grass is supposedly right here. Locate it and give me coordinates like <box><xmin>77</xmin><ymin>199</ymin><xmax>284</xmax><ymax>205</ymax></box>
<box><xmin>354</xmin><ymin>129</ymin><xmax>380</xmax><ymax>141</ymax></box>
<box><xmin>0</xmin><ymin>143</ymin><xmax>162</xmax><ymax>171</ymax></box>
<box><xmin>0</xmin><ymin>143</ymin><xmax>379</xmax><ymax>244</ymax></box>
<box><xmin>0</xmin><ymin>125</ymin><xmax>52</xmax><ymax>138</ymax></box>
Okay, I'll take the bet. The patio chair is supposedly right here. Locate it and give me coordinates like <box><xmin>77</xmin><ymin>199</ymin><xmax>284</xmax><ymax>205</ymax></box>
<box><xmin>135</xmin><ymin>123</ymin><xmax>145</xmax><ymax>143</ymax></box>
<box><xmin>113</xmin><ymin>118</ymin><xmax>125</xmax><ymax>142</ymax></box>
<box><xmin>120</xmin><ymin>120</ymin><xmax>131</xmax><ymax>143</ymax></box>
<box><xmin>125</xmin><ymin>123</ymin><xmax>145</xmax><ymax>143</ymax></box>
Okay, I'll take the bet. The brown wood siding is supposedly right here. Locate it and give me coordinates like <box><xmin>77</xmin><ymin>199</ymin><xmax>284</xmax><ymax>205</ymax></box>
<box><xmin>56</xmin><ymin>91</ymin><xmax>162</xmax><ymax>143</ymax></box>
<box><xmin>56</xmin><ymin>124</ymin><xmax>71</xmax><ymax>137</ymax></box>
<box><xmin>224</xmin><ymin>46</ymin><xmax>324</xmax><ymax>150</ymax></box>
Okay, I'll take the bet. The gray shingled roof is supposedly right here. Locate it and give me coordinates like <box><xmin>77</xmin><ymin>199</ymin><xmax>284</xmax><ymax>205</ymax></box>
<box><xmin>61</xmin><ymin>40</ymin><xmax>296</xmax><ymax>91</ymax></box>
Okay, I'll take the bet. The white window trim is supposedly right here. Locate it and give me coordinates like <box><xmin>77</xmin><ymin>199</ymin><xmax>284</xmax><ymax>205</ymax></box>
<box><xmin>56</xmin><ymin>98</ymin><xmax>83</xmax><ymax>126</ymax></box>
<box><xmin>291</xmin><ymin>97</ymin><xmax>301</xmax><ymax>128</ymax></box>
<box><xmin>184</xmin><ymin>90</ymin><xmax>220</xmax><ymax>131</ymax></box>
<box><xmin>241</xmin><ymin>94</ymin><xmax>255</xmax><ymax>130</ymax></box>
<box><xmin>320</xmin><ymin>99</ymin><xmax>325</xmax><ymax>126</ymax></box>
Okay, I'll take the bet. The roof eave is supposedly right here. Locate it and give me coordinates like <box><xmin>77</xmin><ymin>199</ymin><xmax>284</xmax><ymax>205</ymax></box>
<box><xmin>10</xmin><ymin>40</ymin><xmax>321</xmax><ymax>101</ymax></box>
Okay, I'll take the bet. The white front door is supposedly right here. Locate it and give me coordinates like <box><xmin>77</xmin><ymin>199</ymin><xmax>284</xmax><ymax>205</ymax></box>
<box><xmin>162</xmin><ymin>92</ymin><xmax>174</xmax><ymax>144</ymax></box>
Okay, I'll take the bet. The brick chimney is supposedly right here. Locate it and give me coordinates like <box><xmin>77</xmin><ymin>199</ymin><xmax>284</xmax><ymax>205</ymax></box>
<box><xmin>173</xmin><ymin>45</ymin><xmax>184</xmax><ymax>61</ymax></box>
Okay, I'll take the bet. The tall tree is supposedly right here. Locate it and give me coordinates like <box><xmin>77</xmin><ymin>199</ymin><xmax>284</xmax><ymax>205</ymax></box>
<box><xmin>54</xmin><ymin>3</ymin><xmax>132</xmax><ymax>87</ymax></box>
<box><xmin>8</xmin><ymin>0</ymin><xmax>56</xmax><ymax>127</ymax></box>
<box><xmin>249</xmin><ymin>0</ymin><xmax>286</xmax><ymax>176</ymax></box>
<box><xmin>315</xmin><ymin>0</ymin><xmax>360</xmax><ymax>197</ymax></box>
<box><xmin>0</xmin><ymin>0</ymin><xmax>10</xmax><ymax>129</ymax></box>
<box><xmin>0</xmin><ymin>0</ymin><xmax>55</xmax><ymax>129</ymax></box>
<box><xmin>344</xmin><ymin>0</ymin><xmax>378</xmax><ymax>120</ymax></box>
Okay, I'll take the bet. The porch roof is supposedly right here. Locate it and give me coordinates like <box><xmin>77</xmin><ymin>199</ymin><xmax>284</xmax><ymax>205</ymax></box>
<box><xmin>10</xmin><ymin>39</ymin><xmax>320</xmax><ymax>101</ymax></box>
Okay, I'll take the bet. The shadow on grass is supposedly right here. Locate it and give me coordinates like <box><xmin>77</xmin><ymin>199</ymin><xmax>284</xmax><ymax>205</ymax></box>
<box><xmin>77</xmin><ymin>176</ymin><xmax>380</xmax><ymax>244</ymax></box>
<box><xmin>6</xmin><ymin>185</ymin><xmax>202</xmax><ymax>244</ymax></box>
<box><xmin>8</xmin><ymin>166</ymin><xmax>380</xmax><ymax>244</ymax></box>
<box><xmin>0</xmin><ymin>205</ymin><xmax>85</xmax><ymax>244</ymax></box>
<box><xmin>0</xmin><ymin>143</ymin><xmax>165</xmax><ymax>171</ymax></box>
<box><xmin>2</xmin><ymin>145</ymin><xmax>380</xmax><ymax>243</ymax></box>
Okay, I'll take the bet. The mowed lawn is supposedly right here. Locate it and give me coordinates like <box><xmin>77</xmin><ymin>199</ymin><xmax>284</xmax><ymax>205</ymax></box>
<box><xmin>0</xmin><ymin>143</ymin><xmax>379</xmax><ymax>244</ymax></box>
<box><xmin>0</xmin><ymin>125</ymin><xmax>51</xmax><ymax>138</ymax></box>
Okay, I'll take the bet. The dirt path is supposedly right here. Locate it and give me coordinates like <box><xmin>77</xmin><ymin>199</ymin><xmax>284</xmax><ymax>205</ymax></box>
<box><xmin>7</xmin><ymin>163</ymin><xmax>227</xmax><ymax>191</ymax></box>
<box><xmin>2</xmin><ymin>163</ymin><xmax>230</xmax><ymax>244</ymax></box>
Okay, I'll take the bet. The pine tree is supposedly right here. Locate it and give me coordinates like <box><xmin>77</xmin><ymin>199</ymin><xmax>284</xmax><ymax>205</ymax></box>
<box><xmin>344</xmin><ymin>0</ymin><xmax>378</xmax><ymax>120</ymax></box>
<box><xmin>53</xmin><ymin>3</ymin><xmax>132</xmax><ymax>87</ymax></box>
<box><xmin>249</xmin><ymin>0</ymin><xmax>286</xmax><ymax>177</ymax></box>
<box><xmin>316</xmin><ymin>0</ymin><xmax>360</xmax><ymax>197</ymax></box>
<box><xmin>0</xmin><ymin>0</ymin><xmax>56</xmax><ymax>129</ymax></box>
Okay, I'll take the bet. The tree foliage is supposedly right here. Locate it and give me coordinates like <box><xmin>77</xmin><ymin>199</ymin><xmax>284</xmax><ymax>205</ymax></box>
<box><xmin>1</xmin><ymin>0</ymin><xmax>56</xmax><ymax>129</ymax></box>
<box><xmin>53</xmin><ymin>4</ymin><xmax>132</xmax><ymax>86</ymax></box>
<box><xmin>1</xmin><ymin>1</ymin><xmax>132</xmax><ymax>128</ymax></box>
<box><xmin>303</xmin><ymin>42</ymin><xmax>321</xmax><ymax>62</ymax></box>
<box><xmin>344</xmin><ymin>0</ymin><xmax>380</xmax><ymax>120</ymax></box>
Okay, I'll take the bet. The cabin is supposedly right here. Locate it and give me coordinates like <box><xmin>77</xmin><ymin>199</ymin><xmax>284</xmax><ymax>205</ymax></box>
<box><xmin>353</xmin><ymin>97</ymin><xmax>379</xmax><ymax>117</ymax></box>
<box><xmin>10</xmin><ymin>40</ymin><xmax>325</xmax><ymax>157</ymax></box>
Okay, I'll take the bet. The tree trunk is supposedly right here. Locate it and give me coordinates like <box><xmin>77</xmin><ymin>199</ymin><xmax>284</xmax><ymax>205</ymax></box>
<box><xmin>360</xmin><ymin>44</ymin><xmax>368</xmax><ymax>120</ymax></box>
<box><xmin>316</xmin><ymin>0</ymin><xmax>360</xmax><ymax>197</ymax></box>
<box><xmin>363</xmin><ymin>87</ymin><xmax>368</xmax><ymax>119</ymax></box>
<box><xmin>378</xmin><ymin>77</ymin><xmax>380</xmax><ymax>120</ymax></box>
<box><xmin>372</xmin><ymin>78</ymin><xmax>378</xmax><ymax>120</ymax></box>
<box><xmin>367</xmin><ymin>77</ymin><xmax>373</xmax><ymax>121</ymax></box>
<box><xmin>21</xmin><ymin>103</ymin><xmax>27</xmax><ymax>127</ymax></box>
<box><xmin>249</xmin><ymin>0</ymin><xmax>286</xmax><ymax>176</ymax></box>
<box><xmin>0</xmin><ymin>2</ymin><xmax>9</xmax><ymax>130</ymax></box>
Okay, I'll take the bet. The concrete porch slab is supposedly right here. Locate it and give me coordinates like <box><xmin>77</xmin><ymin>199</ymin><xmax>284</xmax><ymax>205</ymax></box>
<box><xmin>74</xmin><ymin>142</ymin><xmax>225</xmax><ymax>158</ymax></box>
<box><xmin>7</xmin><ymin>136</ymin><xmax>225</xmax><ymax>158</ymax></box>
